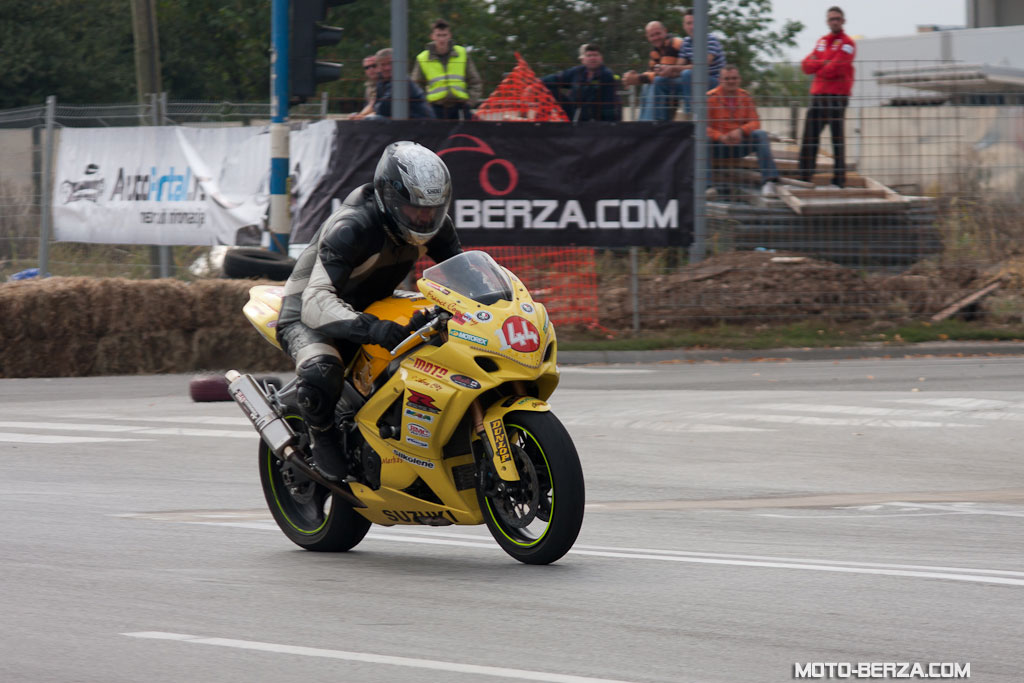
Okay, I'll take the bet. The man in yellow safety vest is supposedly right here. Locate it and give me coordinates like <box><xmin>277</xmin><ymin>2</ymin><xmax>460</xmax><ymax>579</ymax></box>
<box><xmin>410</xmin><ymin>18</ymin><xmax>483</xmax><ymax>120</ymax></box>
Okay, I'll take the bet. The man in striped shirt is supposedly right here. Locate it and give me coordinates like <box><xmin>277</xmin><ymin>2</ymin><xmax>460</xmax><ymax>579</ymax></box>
<box><xmin>671</xmin><ymin>9</ymin><xmax>726</xmax><ymax>114</ymax></box>
<box><xmin>622</xmin><ymin>21</ymin><xmax>685</xmax><ymax>121</ymax></box>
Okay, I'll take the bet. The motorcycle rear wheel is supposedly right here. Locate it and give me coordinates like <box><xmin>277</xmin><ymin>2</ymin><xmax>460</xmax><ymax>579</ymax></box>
<box><xmin>478</xmin><ymin>410</ymin><xmax>585</xmax><ymax>565</ymax></box>
<box><xmin>259</xmin><ymin>413</ymin><xmax>370</xmax><ymax>552</ymax></box>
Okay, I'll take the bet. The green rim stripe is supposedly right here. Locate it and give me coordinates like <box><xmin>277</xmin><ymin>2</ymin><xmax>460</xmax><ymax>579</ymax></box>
<box><xmin>267</xmin><ymin>414</ymin><xmax>328</xmax><ymax>535</ymax></box>
<box><xmin>485</xmin><ymin>422</ymin><xmax>554</xmax><ymax>547</ymax></box>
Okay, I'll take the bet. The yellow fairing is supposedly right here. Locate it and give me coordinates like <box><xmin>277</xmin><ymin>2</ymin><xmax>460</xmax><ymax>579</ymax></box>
<box><xmin>349</xmin><ymin>294</ymin><xmax>432</xmax><ymax>396</ymax></box>
<box><xmin>242</xmin><ymin>285</ymin><xmax>285</xmax><ymax>350</ymax></box>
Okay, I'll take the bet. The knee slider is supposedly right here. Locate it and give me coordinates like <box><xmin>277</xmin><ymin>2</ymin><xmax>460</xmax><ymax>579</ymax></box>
<box><xmin>296</xmin><ymin>354</ymin><xmax>345</xmax><ymax>426</ymax></box>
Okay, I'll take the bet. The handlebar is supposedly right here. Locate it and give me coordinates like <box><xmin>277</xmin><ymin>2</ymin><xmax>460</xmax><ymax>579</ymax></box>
<box><xmin>388</xmin><ymin>308</ymin><xmax>447</xmax><ymax>356</ymax></box>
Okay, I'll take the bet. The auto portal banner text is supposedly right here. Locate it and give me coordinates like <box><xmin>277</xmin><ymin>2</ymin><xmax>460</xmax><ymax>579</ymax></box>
<box><xmin>297</xmin><ymin>121</ymin><xmax>694</xmax><ymax>247</ymax></box>
<box><xmin>53</xmin><ymin>122</ymin><xmax>335</xmax><ymax>246</ymax></box>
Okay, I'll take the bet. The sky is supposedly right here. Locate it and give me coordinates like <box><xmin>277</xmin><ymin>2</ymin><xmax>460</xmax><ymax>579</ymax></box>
<box><xmin>770</xmin><ymin>0</ymin><xmax>966</xmax><ymax>60</ymax></box>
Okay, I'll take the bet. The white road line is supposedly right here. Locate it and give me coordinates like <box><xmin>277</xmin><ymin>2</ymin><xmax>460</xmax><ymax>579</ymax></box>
<box><xmin>57</xmin><ymin>413</ymin><xmax>251</xmax><ymax>426</ymax></box>
<box><xmin>888</xmin><ymin>501</ymin><xmax>1024</xmax><ymax>519</ymax></box>
<box><xmin>754</xmin><ymin>402</ymin><xmax>1024</xmax><ymax>422</ymax></box>
<box><xmin>556</xmin><ymin>367</ymin><xmax>654</xmax><ymax>374</ymax></box>
<box><xmin>122</xmin><ymin>631</ymin><xmax>637</xmax><ymax>683</ymax></box>
<box><xmin>155</xmin><ymin>519</ymin><xmax>1024</xmax><ymax>588</ymax></box>
<box><xmin>687</xmin><ymin>412</ymin><xmax>980</xmax><ymax>428</ymax></box>
<box><xmin>0</xmin><ymin>431</ymin><xmax>147</xmax><ymax>444</ymax></box>
<box><xmin>559</xmin><ymin>417</ymin><xmax>768</xmax><ymax>433</ymax></box>
<box><xmin>0</xmin><ymin>421</ymin><xmax>253</xmax><ymax>440</ymax></box>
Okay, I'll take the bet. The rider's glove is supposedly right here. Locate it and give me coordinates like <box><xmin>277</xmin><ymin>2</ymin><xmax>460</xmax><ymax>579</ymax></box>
<box><xmin>356</xmin><ymin>313</ymin><xmax>409</xmax><ymax>349</ymax></box>
<box><xmin>406</xmin><ymin>307</ymin><xmax>437</xmax><ymax>333</ymax></box>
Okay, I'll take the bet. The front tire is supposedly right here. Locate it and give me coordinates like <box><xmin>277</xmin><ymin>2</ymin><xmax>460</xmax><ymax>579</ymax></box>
<box><xmin>478</xmin><ymin>410</ymin><xmax>585</xmax><ymax>565</ymax></box>
<box><xmin>259</xmin><ymin>412</ymin><xmax>370</xmax><ymax>552</ymax></box>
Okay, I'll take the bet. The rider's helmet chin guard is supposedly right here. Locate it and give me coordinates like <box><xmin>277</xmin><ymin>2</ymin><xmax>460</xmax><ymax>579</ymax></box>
<box><xmin>373</xmin><ymin>141</ymin><xmax>452</xmax><ymax>246</ymax></box>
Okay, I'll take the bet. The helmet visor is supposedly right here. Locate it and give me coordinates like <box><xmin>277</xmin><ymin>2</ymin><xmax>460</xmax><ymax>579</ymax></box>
<box><xmin>400</xmin><ymin>203</ymin><xmax>447</xmax><ymax>235</ymax></box>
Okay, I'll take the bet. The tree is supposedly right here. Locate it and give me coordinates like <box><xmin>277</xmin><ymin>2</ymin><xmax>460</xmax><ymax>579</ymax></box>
<box><xmin>0</xmin><ymin>0</ymin><xmax>136</xmax><ymax>108</ymax></box>
<box><xmin>0</xmin><ymin>0</ymin><xmax>803</xmax><ymax>110</ymax></box>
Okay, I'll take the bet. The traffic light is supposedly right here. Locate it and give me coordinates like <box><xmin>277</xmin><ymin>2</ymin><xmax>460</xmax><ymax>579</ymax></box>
<box><xmin>289</xmin><ymin>0</ymin><xmax>354</xmax><ymax>102</ymax></box>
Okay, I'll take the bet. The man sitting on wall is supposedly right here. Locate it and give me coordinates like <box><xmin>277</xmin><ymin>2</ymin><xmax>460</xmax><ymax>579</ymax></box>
<box><xmin>371</xmin><ymin>48</ymin><xmax>434</xmax><ymax>120</ymax></box>
<box><xmin>541</xmin><ymin>44</ymin><xmax>621</xmax><ymax>122</ymax></box>
<box><xmin>706</xmin><ymin>65</ymin><xmax>781</xmax><ymax>197</ymax></box>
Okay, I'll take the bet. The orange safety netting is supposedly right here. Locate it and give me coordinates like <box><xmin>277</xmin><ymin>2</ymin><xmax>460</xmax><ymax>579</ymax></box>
<box><xmin>414</xmin><ymin>247</ymin><xmax>601</xmax><ymax>329</ymax></box>
<box><xmin>474</xmin><ymin>53</ymin><xmax>569</xmax><ymax>123</ymax></box>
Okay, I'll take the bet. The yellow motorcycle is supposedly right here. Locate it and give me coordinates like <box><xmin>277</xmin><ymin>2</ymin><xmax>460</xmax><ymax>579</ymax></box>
<box><xmin>226</xmin><ymin>251</ymin><xmax>585</xmax><ymax>564</ymax></box>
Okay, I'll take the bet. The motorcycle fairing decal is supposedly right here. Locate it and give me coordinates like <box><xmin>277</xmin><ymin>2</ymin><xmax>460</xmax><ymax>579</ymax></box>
<box><xmin>392</xmin><ymin>448</ymin><xmax>435</xmax><ymax>469</ymax></box>
<box><xmin>406</xmin><ymin>389</ymin><xmax>441</xmax><ymax>414</ymax></box>
<box><xmin>485</xmin><ymin>418</ymin><xmax>518</xmax><ymax>481</ymax></box>
<box><xmin>383</xmin><ymin>509</ymin><xmax>458</xmax><ymax>523</ymax></box>
<box><xmin>495</xmin><ymin>316</ymin><xmax>541</xmax><ymax>353</ymax></box>
<box><xmin>450</xmin><ymin>329</ymin><xmax>489</xmax><ymax>346</ymax></box>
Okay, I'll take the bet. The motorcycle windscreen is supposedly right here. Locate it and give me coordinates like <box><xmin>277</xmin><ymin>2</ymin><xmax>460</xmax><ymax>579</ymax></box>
<box><xmin>422</xmin><ymin>251</ymin><xmax>514</xmax><ymax>306</ymax></box>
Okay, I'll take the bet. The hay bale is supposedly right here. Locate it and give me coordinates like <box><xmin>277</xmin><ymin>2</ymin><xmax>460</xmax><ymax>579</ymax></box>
<box><xmin>0</xmin><ymin>336</ymin><xmax>99</xmax><ymax>378</ymax></box>
<box><xmin>189</xmin><ymin>279</ymin><xmax>274</xmax><ymax>330</ymax></box>
<box><xmin>191</xmin><ymin>326</ymin><xmax>290</xmax><ymax>372</ymax></box>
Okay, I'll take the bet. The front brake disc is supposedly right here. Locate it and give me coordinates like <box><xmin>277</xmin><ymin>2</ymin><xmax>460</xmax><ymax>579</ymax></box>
<box><xmin>491</xmin><ymin>445</ymin><xmax>541</xmax><ymax>528</ymax></box>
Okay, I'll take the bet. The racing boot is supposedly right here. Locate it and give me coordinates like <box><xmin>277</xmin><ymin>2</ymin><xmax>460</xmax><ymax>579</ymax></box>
<box><xmin>308</xmin><ymin>425</ymin><xmax>348</xmax><ymax>482</ymax></box>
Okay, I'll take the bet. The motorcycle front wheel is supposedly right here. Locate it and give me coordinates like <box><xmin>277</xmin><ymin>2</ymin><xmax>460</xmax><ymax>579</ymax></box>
<box><xmin>478</xmin><ymin>410</ymin><xmax>585</xmax><ymax>565</ymax></box>
<box><xmin>259</xmin><ymin>412</ymin><xmax>370</xmax><ymax>552</ymax></box>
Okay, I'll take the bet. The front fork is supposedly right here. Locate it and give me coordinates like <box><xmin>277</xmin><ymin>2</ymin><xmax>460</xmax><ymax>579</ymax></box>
<box><xmin>470</xmin><ymin>384</ymin><xmax>552</xmax><ymax>494</ymax></box>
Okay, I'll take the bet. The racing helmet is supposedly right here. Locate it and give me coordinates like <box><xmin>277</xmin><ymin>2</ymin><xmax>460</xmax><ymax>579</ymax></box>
<box><xmin>373</xmin><ymin>141</ymin><xmax>452</xmax><ymax>246</ymax></box>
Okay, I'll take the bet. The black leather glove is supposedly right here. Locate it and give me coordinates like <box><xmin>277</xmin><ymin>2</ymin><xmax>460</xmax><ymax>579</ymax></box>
<box><xmin>357</xmin><ymin>313</ymin><xmax>409</xmax><ymax>349</ymax></box>
<box><xmin>406</xmin><ymin>307</ymin><xmax>437</xmax><ymax>333</ymax></box>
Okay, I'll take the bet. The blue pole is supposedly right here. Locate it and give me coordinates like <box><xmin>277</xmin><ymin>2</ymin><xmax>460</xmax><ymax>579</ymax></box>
<box><xmin>269</xmin><ymin>0</ymin><xmax>291</xmax><ymax>254</ymax></box>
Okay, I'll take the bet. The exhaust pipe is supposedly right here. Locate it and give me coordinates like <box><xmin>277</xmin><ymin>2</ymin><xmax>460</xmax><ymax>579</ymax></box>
<box><xmin>225</xmin><ymin>370</ymin><xmax>296</xmax><ymax>455</ymax></box>
<box><xmin>224</xmin><ymin>371</ymin><xmax>367</xmax><ymax>509</ymax></box>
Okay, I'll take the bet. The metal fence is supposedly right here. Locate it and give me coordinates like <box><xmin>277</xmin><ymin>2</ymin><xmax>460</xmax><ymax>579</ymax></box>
<box><xmin>2</xmin><ymin>59</ymin><xmax>1022</xmax><ymax>332</ymax></box>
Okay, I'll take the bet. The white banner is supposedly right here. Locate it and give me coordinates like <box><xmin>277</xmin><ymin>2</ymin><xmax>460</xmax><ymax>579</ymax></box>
<box><xmin>53</xmin><ymin>121</ymin><xmax>334</xmax><ymax>245</ymax></box>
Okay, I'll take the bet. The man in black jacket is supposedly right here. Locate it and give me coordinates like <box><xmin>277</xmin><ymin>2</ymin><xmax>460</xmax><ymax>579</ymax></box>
<box><xmin>276</xmin><ymin>142</ymin><xmax>462</xmax><ymax>480</ymax></box>
<box><xmin>542</xmin><ymin>44</ymin><xmax>621</xmax><ymax>122</ymax></box>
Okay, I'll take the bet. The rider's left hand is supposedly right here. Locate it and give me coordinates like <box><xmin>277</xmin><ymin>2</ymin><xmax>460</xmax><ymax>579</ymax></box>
<box><xmin>406</xmin><ymin>307</ymin><xmax>437</xmax><ymax>333</ymax></box>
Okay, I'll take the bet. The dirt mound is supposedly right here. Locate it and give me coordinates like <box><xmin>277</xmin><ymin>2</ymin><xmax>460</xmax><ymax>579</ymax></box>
<box><xmin>601</xmin><ymin>251</ymin><xmax>896</xmax><ymax>329</ymax></box>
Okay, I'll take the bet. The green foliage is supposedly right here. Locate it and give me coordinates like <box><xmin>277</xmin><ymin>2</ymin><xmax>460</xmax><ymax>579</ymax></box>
<box><xmin>156</xmin><ymin>0</ymin><xmax>272</xmax><ymax>101</ymax></box>
<box><xmin>750</xmin><ymin>61</ymin><xmax>813</xmax><ymax>103</ymax></box>
<box><xmin>0</xmin><ymin>0</ymin><xmax>135</xmax><ymax>108</ymax></box>
<box><xmin>0</xmin><ymin>0</ymin><xmax>803</xmax><ymax>109</ymax></box>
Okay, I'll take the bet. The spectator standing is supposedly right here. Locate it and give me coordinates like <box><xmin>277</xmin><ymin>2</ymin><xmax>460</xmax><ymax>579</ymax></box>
<box><xmin>350</xmin><ymin>55</ymin><xmax>379</xmax><ymax>120</ymax></box>
<box><xmin>673</xmin><ymin>8</ymin><xmax>726</xmax><ymax>113</ymax></box>
<box><xmin>622</xmin><ymin>21</ymin><xmax>685</xmax><ymax>121</ymax></box>
<box><xmin>541</xmin><ymin>44</ymin><xmax>621</xmax><ymax>122</ymax></box>
<box><xmin>410</xmin><ymin>18</ymin><xmax>483</xmax><ymax>120</ymax></box>
<box><xmin>372</xmin><ymin>48</ymin><xmax>434</xmax><ymax>120</ymax></box>
<box><xmin>798</xmin><ymin>6</ymin><xmax>855</xmax><ymax>188</ymax></box>
<box><xmin>706</xmin><ymin>65</ymin><xmax>781</xmax><ymax>197</ymax></box>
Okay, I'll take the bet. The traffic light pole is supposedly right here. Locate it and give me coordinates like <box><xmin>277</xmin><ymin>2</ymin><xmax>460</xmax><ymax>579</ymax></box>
<box><xmin>268</xmin><ymin>0</ymin><xmax>291</xmax><ymax>254</ymax></box>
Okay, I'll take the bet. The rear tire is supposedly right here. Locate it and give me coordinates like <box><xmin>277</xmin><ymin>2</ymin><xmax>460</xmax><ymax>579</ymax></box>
<box><xmin>478</xmin><ymin>410</ymin><xmax>585</xmax><ymax>565</ymax></box>
<box><xmin>259</xmin><ymin>412</ymin><xmax>370</xmax><ymax>551</ymax></box>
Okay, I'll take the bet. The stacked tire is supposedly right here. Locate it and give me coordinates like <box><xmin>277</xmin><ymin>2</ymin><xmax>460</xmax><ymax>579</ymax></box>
<box><xmin>222</xmin><ymin>248</ymin><xmax>295</xmax><ymax>282</ymax></box>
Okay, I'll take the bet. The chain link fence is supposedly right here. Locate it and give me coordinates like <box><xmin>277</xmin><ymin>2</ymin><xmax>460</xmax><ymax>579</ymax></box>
<box><xmin>2</xmin><ymin>59</ymin><xmax>1022</xmax><ymax>332</ymax></box>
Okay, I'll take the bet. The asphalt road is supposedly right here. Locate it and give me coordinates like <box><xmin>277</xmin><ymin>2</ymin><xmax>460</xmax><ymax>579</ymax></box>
<box><xmin>2</xmin><ymin>357</ymin><xmax>1023</xmax><ymax>682</ymax></box>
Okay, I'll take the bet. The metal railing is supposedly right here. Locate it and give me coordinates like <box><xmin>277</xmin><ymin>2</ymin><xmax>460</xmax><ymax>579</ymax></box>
<box><xmin>2</xmin><ymin>60</ymin><xmax>1022</xmax><ymax>332</ymax></box>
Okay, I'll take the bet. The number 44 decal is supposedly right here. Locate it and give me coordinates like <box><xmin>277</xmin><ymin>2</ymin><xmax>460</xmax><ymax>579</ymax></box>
<box><xmin>496</xmin><ymin>316</ymin><xmax>541</xmax><ymax>353</ymax></box>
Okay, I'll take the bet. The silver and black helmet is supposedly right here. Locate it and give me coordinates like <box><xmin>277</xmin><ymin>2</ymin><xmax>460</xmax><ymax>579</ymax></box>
<box><xmin>373</xmin><ymin>141</ymin><xmax>452</xmax><ymax>246</ymax></box>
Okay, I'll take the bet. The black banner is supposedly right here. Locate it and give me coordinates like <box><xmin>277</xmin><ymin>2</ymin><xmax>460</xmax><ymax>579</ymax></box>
<box><xmin>296</xmin><ymin>120</ymin><xmax>693</xmax><ymax>247</ymax></box>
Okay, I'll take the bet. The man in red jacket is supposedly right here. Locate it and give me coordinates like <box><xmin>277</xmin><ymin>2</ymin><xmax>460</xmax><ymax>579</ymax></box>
<box><xmin>798</xmin><ymin>6</ymin><xmax>855</xmax><ymax>188</ymax></box>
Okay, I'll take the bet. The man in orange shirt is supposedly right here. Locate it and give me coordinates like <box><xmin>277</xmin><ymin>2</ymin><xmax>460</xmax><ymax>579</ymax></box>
<box><xmin>707</xmin><ymin>65</ymin><xmax>780</xmax><ymax>197</ymax></box>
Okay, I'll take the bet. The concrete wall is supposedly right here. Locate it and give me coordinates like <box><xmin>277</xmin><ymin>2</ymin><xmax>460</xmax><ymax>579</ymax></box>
<box><xmin>969</xmin><ymin>0</ymin><xmax>1024</xmax><ymax>28</ymax></box>
<box><xmin>758</xmin><ymin>105</ymin><xmax>1024</xmax><ymax>198</ymax></box>
<box><xmin>853</xmin><ymin>25</ymin><xmax>1024</xmax><ymax>104</ymax></box>
<box><xmin>0</xmin><ymin>129</ymin><xmax>38</xmax><ymax>193</ymax></box>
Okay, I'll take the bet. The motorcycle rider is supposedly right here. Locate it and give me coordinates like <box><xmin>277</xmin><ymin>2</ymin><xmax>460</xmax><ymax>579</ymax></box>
<box><xmin>276</xmin><ymin>141</ymin><xmax>463</xmax><ymax>481</ymax></box>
